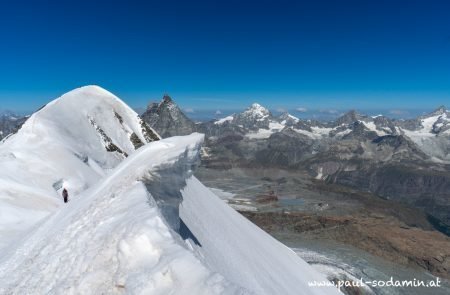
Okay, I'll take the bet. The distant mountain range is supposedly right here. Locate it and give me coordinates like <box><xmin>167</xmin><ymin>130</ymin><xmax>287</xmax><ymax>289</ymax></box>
<box><xmin>142</xmin><ymin>96</ymin><xmax>450</xmax><ymax>235</ymax></box>
<box><xmin>2</xmin><ymin>95</ymin><xmax>449</xmax><ymax>235</ymax></box>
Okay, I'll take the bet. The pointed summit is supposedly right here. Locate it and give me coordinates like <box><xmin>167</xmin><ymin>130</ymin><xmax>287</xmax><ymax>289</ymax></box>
<box><xmin>146</xmin><ymin>94</ymin><xmax>174</xmax><ymax>112</ymax></box>
<box><xmin>162</xmin><ymin>94</ymin><xmax>173</xmax><ymax>104</ymax></box>
<box><xmin>335</xmin><ymin>110</ymin><xmax>365</xmax><ymax>126</ymax></box>
<box><xmin>141</xmin><ymin>94</ymin><xmax>196</xmax><ymax>138</ymax></box>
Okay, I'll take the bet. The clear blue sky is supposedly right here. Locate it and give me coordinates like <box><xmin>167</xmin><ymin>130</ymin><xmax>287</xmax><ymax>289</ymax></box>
<box><xmin>0</xmin><ymin>0</ymin><xmax>449</xmax><ymax>114</ymax></box>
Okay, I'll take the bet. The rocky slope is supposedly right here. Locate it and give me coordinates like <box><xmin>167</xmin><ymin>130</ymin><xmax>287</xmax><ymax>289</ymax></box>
<box><xmin>242</xmin><ymin>209</ymin><xmax>450</xmax><ymax>279</ymax></box>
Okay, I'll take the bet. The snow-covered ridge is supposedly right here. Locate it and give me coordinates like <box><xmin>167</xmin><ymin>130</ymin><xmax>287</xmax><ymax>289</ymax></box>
<box><xmin>0</xmin><ymin>134</ymin><xmax>235</xmax><ymax>294</ymax></box>
<box><xmin>214</xmin><ymin>115</ymin><xmax>234</xmax><ymax>125</ymax></box>
<box><xmin>0</xmin><ymin>85</ymin><xmax>160</xmax><ymax>251</ymax></box>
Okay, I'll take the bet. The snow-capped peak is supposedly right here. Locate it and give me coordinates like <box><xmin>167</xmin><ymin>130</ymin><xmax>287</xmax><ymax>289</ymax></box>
<box><xmin>245</xmin><ymin>103</ymin><xmax>270</xmax><ymax>118</ymax></box>
<box><xmin>27</xmin><ymin>85</ymin><xmax>159</xmax><ymax>156</ymax></box>
<box><xmin>237</xmin><ymin>103</ymin><xmax>271</xmax><ymax>122</ymax></box>
<box><xmin>233</xmin><ymin>103</ymin><xmax>272</xmax><ymax>129</ymax></box>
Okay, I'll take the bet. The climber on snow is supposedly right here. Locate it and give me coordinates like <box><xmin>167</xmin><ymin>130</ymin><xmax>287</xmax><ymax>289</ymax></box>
<box><xmin>62</xmin><ymin>188</ymin><xmax>69</xmax><ymax>203</ymax></box>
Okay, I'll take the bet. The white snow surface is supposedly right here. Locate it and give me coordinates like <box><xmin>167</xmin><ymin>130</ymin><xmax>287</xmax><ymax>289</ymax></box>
<box><xmin>0</xmin><ymin>134</ymin><xmax>241</xmax><ymax>294</ymax></box>
<box><xmin>286</xmin><ymin>113</ymin><xmax>299</xmax><ymax>122</ymax></box>
<box><xmin>360</xmin><ymin>121</ymin><xmax>386</xmax><ymax>136</ymax></box>
<box><xmin>0</xmin><ymin>85</ymin><xmax>159</xmax><ymax>251</ymax></box>
<box><xmin>0</xmin><ymin>87</ymin><xmax>338</xmax><ymax>294</ymax></box>
<box><xmin>241</xmin><ymin>103</ymin><xmax>270</xmax><ymax>121</ymax></box>
<box><xmin>245</xmin><ymin>121</ymin><xmax>285</xmax><ymax>139</ymax></box>
<box><xmin>400</xmin><ymin>114</ymin><xmax>450</xmax><ymax>161</ymax></box>
<box><xmin>214</xmin><ymin>115</ymin><xmax>234</xmax><ymax>125</ymax></box>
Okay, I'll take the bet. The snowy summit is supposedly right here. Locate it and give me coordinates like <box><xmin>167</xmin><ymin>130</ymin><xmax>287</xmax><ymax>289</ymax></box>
<box><xmin>242</xmin><ymin>103</ymin><xmax>271</xmax><ymax>120</ymax></box>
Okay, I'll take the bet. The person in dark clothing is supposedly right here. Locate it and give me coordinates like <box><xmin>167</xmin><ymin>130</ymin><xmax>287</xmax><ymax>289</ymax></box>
<box><xmin>62</xmin><ymin>188</ymin><xmax>68</xmax><ymax>203</ymax></box>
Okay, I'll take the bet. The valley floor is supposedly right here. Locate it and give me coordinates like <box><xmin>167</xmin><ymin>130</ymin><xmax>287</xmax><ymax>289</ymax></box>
<box><xmin>195</xmin><ymin>167</ymin><xmax>450</xmax><ymax>295</ymax></box>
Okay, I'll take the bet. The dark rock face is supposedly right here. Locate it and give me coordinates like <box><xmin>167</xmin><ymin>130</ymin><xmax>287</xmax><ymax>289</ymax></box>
<box><xmin>139</xmin><ymin>119</ymin><xmax>160</xmax><ymax>142</ymax></box>
<box><xmin>342</xmin><ymin>121</ymin><xmax>378</xmax><ymax>141</ymax></box>
<box><xmin>88</xmin><ymin>117</ymin><xmax>128</xmax><ymax>157</ymax></box>
<box><xmin>373</xmin><ymin>116</ymin><xmax>398</xmax><ymax>134</ymax></box>
<box><xmin>141</xmin><ymin>95</ymin><xmax>196</xmax><ymax>138</ymax></box>
<box><xmin>371</xmin><ymin>135</ymin><xmax>429</xmax><ymax>161</ymax></box>
<box><xmin>130</xmin><ymin>133</ymin><xmax>145</xmax><ymax>149</ymax></box>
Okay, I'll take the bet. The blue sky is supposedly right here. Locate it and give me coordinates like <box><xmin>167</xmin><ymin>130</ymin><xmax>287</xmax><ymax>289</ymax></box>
<box><xmin>0</xmin><ymin>0</ymin><xmax>449</xmax><ymax>115</ymax></box>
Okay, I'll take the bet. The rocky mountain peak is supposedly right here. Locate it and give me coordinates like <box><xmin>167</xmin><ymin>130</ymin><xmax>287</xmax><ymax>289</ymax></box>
<box><xmin>161</xmin><ymin>94</ymin><xmax>173</xmax><ymax>105</ymax></box>
<box><xmin>278</xmin><ymin>112</ymin><xmax>299</xmax><ymax>126</ymax></box>
<box><xmin>246</xmin><ymin>103</ymin><xmax>270</xmax><ymax>117</ymax></box>
<box><xmin>335</xmin><ymin>110</ymin><xmax>365</xmax><ymax>126</ymax></box>
<box><xmin>233</xmin><ymin>103</ymin><xmax>272</xmax><ymax>130</ymax></box>
<box><xmin>141</xmin><ymin>95</ymin><xmax>196</xmax><ymax>138</ymax></box>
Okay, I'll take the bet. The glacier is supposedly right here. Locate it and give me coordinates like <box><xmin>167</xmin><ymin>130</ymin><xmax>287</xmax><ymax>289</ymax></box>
<box><xmin>0</xmin><ymin>86</ymin><xmax>339</xmax><ymax>294</ymax></box>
